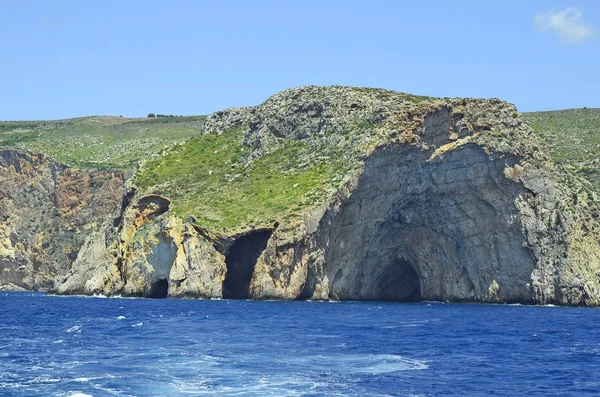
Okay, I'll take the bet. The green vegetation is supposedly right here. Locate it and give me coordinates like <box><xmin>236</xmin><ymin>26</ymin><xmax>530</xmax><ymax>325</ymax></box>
<box><xmin>135</xmin><ymin>128</ymin><xmax>349</xmax><ymax>230</ymax></box>
<box><xmin>524</xmin><ymin>108</ymin><xmax>600</xmax><ymax>191</ymax></box>
<box><xmin>0</xmin><ymin>115</ymin><xmax>206</xmax><ymax>169</ymax></box>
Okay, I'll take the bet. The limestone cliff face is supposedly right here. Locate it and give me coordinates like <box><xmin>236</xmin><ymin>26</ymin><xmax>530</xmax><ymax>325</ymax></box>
<box><xmin>51</xmin><ymin>86</ymin><xmax>600</xmax><ymax>305</ymax></box>
<box><xmin>0</xmin><ymin>149</ymin><xmax>126</xmax><ymax>290</ymax></box>
<box><xmin>243</xmin><ymin>97</ymin><xmax>600</xmax><ymax>305</ymax></box>
<box><xmin>54</xmin><ymin>192</ymin><xmax>226</xmax><ymax>298</ymax></box>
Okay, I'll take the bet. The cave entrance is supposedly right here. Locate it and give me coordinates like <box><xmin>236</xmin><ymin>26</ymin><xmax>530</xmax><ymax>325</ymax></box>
<box><xmin>375</xmin><ymin>258</ymin><xmax>422</xmax><ymax>302</ymax></box>
<box><xmin>148</xmin><ymin>279</ymin><xmax>168</xmax><ymax>299</ymax></box>
<box><xmin>222</xmin><ymin>229</ymin><xmax>273</xmax><ymax>299</ymax></box>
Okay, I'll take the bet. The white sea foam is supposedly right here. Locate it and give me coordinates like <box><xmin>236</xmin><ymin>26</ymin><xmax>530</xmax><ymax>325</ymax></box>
<box><xmin>422</xmin><ymin>300</ymin><xmax>446</xmax><ymax>304</ymax></box>
<box><xmin>132</xmin><ymin>322</ymin><xmax>143</xmax><ymax>327</ymax></box>
<box><xmin>306</xmin><ymin>299</ymin><xmax>340</xmax><ymax>303</ymax></box>
<box><xmin>172</xmin><ymin>371</ymin><xmax>405</xmax><ymax>396</ymax></box>
<box><xmin>65</xmin><ymin>326</ymin><xmax>81</xmax><ymax>333</ymax></box>
<box><xmin>281</xmin><ymin>354</ymin><xmax>428</xmax><ymax>373</ymax></box>
<box><xmin>304</xmin><ymin>334</ymin><xmax>341</xmax><ymax>338</ymax></box>
<box><xmin>116</xmin><ymin>316</ymin><xmax>126</xmax><ymax>320</ymax></box>
<box><xmin>68</xmin><ymin>393</ymin><xmax>93</xmax><ymax>397</ymax></box>
<box><xmin>172</xmin><ymin>376</ymin><xmax>331</xmax><ymax>396</ymax></box>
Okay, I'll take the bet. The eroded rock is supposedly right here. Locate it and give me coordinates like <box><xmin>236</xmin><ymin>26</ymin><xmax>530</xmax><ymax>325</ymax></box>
<box><xmin>54</xmin><ymin>194</ymin><xmax>226</xmax><ymax>298</ymax></box>
<box><xmin>0</xmin><ymin>148</ymin><xmax>126</xmax><ymax>290</ymax></box>
<box><xmin>34</xmin><ymin>86</ymin><xmax>600</xmax><ymax>305</ymax></box>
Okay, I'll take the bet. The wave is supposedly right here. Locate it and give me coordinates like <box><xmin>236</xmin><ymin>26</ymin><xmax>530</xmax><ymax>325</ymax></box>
<box><xmin>65</xmin><ymin>325</ymin><xmax>81</xmax><ymax>333</ymax></box>
<box><xmin>279</xmin><ymin>353</ymin><xmax>429</xmax><ymax>373</ymax></box>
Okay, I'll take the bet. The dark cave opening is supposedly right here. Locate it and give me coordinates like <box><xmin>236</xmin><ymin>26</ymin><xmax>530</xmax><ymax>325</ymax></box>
<box><xmin>222</xmin><ymin>229</ymin><xmax>273</xmax><ymax>299</ymax></box>
<box><xmin>375</xmin><ymin>258</ymin><xmax>422</xmax><ymax>302</ymax></box>
<box><xmin>148</xmin><ymin>278</ymin><xmax>169</xmax><ymax>299</ymax></box>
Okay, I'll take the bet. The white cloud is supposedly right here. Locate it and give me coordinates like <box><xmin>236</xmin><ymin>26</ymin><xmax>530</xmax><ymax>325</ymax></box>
<box><xmin>534</xmin><ymin>7</ymin><xmax>596</xmax><ymax>45</ymax></box>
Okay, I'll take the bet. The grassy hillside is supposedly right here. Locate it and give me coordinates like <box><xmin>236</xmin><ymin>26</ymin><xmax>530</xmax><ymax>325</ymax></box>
<box><xmin>0</xmin><ymin>115</ymin><xmax>205</xmax><ymax>169</ymax></box>
<box><xmin>524</xmin><ymin>108</ymin><xmax>600</xmax><ymax>191</ymax></box>
<box><xmin>135</xmin><ymin>128</ymin><xmax>350</xmax><ymax>231</ymax></box>
<box><xmin>4</xmin><ymin>96</ymin><xmax>597</xmax><ymax>232</ymax></box>
<box><xmin>132</xmin><ymin>86</ymin><xmax>437</xmax><ymax>232</ymax></box>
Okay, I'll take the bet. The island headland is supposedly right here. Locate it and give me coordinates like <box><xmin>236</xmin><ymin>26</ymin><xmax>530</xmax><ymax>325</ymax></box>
<box><xmin>1</xmin><ymin>86</ymin><xmax>599</xmax><ymax>305</ymax></box>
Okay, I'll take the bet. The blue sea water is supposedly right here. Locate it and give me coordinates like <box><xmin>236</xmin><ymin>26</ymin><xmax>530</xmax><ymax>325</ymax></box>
<box><xmin>0</xmin><ymin>293</ymin><xmax>599</xmax><ymax>396</ymax></box>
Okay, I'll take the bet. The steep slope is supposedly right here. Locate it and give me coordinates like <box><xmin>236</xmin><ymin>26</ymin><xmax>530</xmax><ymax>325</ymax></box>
<box><xmin>55</xmin><ymin>86</ymin><xmax>600</xmax><ymax>305</ymax></box>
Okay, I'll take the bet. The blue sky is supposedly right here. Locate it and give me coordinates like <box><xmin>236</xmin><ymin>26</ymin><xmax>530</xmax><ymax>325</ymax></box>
<box><xmin>1</xmin><ymin>0</ymin><xmax>598</xmax><ymax>119</ymax></box>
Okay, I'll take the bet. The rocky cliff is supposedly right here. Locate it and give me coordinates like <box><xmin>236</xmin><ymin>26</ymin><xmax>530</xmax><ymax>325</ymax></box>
<box><xmin>49</xmin><ymin>86</ymin><xmax>600</xmax><ymax>305</ymax></box>
<box><xmin>0</xmin><ymin>149</ymin><xmax>127</xmax><ymax>290</ymax></box>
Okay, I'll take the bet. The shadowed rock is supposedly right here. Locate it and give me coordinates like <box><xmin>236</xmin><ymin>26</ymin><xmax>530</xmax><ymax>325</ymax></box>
<box><xmin>148</xmin><ymin>279</ymin><xmax>168</xmax><ymax>299</ymax></box>
<box><xmin>223</xmin><ymin>229</ymin><xmax>273</xmax><ymax>299</ymax></box>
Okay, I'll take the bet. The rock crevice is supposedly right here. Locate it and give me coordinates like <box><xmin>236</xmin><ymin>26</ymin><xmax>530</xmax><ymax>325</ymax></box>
<box><xmin>222</xmin><ymin>229</ymin><xmax>273</xmax><ymax>299</ymax></box>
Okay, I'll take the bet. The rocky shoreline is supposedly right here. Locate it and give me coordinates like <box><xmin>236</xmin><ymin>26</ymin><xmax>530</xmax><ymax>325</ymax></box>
<box><xmin>2</xmin><ymin>86</ymin><xmax>600</xmax><ymax>305</ymax></box>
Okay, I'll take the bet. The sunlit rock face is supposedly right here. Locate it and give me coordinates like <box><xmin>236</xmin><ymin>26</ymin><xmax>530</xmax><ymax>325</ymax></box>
<box><xmin>243</xmin><ymin>92</ymin><xmax>600</xmax><ymax>306</ymax></box>
<box><xmin>0</xmin><ymin>149</ymin><xmax>126</xmax><ymax>290</ymax></box>
<box><xmin>54</xmin><ymin>194</ymin><xmax>227</xmax><ymax>299</ymax></box>
<box><xmin>309</xmin><ymin>144</ymin><xmax>534</xmax><ymax>303</ymax></box>
<box><xmin>248</xmin><ymin>120</ymin><xmax>537</xmax><ymax>303</ymax></box>
<box><xmin>50</xmin><ymin>86</ymin><xmax>600</xmax><ymax>305</ymax></box>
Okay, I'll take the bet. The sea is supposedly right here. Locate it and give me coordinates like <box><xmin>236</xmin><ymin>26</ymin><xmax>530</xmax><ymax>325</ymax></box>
<box><xmin>0</xmin><ymin>292</ymin><xmax>599</xmax><ymax>396</ymax></box>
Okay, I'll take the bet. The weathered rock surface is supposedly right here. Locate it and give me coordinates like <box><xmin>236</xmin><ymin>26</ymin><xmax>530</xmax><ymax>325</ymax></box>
<box><xmin>8</xmin><ymin>86</ymin><xmax>600</xmax><ymax>305</ymax></box>
<box><xmin>0</xmin><ymin>149</ymin><xmax>126</xmax><ymax>290</ymax></box>
<box><xmin>54</xmin><ymin>192</ymin><xmax>227</xmax><ymax>298</ymax></box>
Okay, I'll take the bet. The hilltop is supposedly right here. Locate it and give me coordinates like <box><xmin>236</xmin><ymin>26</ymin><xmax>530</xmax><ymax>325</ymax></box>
<box><xmin>2</xmin><ymin>98</ymin><xmax>597</xmax><ymax>197</ymax></box>
<box><xmin>134</xmin><ymin>86</ymin><xmax>434</xmax><ymax>232</ymax></box>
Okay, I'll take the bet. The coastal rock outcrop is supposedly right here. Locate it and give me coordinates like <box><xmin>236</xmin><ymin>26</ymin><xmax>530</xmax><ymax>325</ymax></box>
<box><xmin>0</xmin><ymin>149</ymin><xmax>126</xmax><ymax>290</ymax></box>
<box><xmin>54</xmin><ymin>192</ymin><xmax>227</xmax><ymax>298</ymax></box>
<box><xmin>9</xmin><ymin>86</ymin><xmax>600</xmax><ymax>305</ymax></box>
